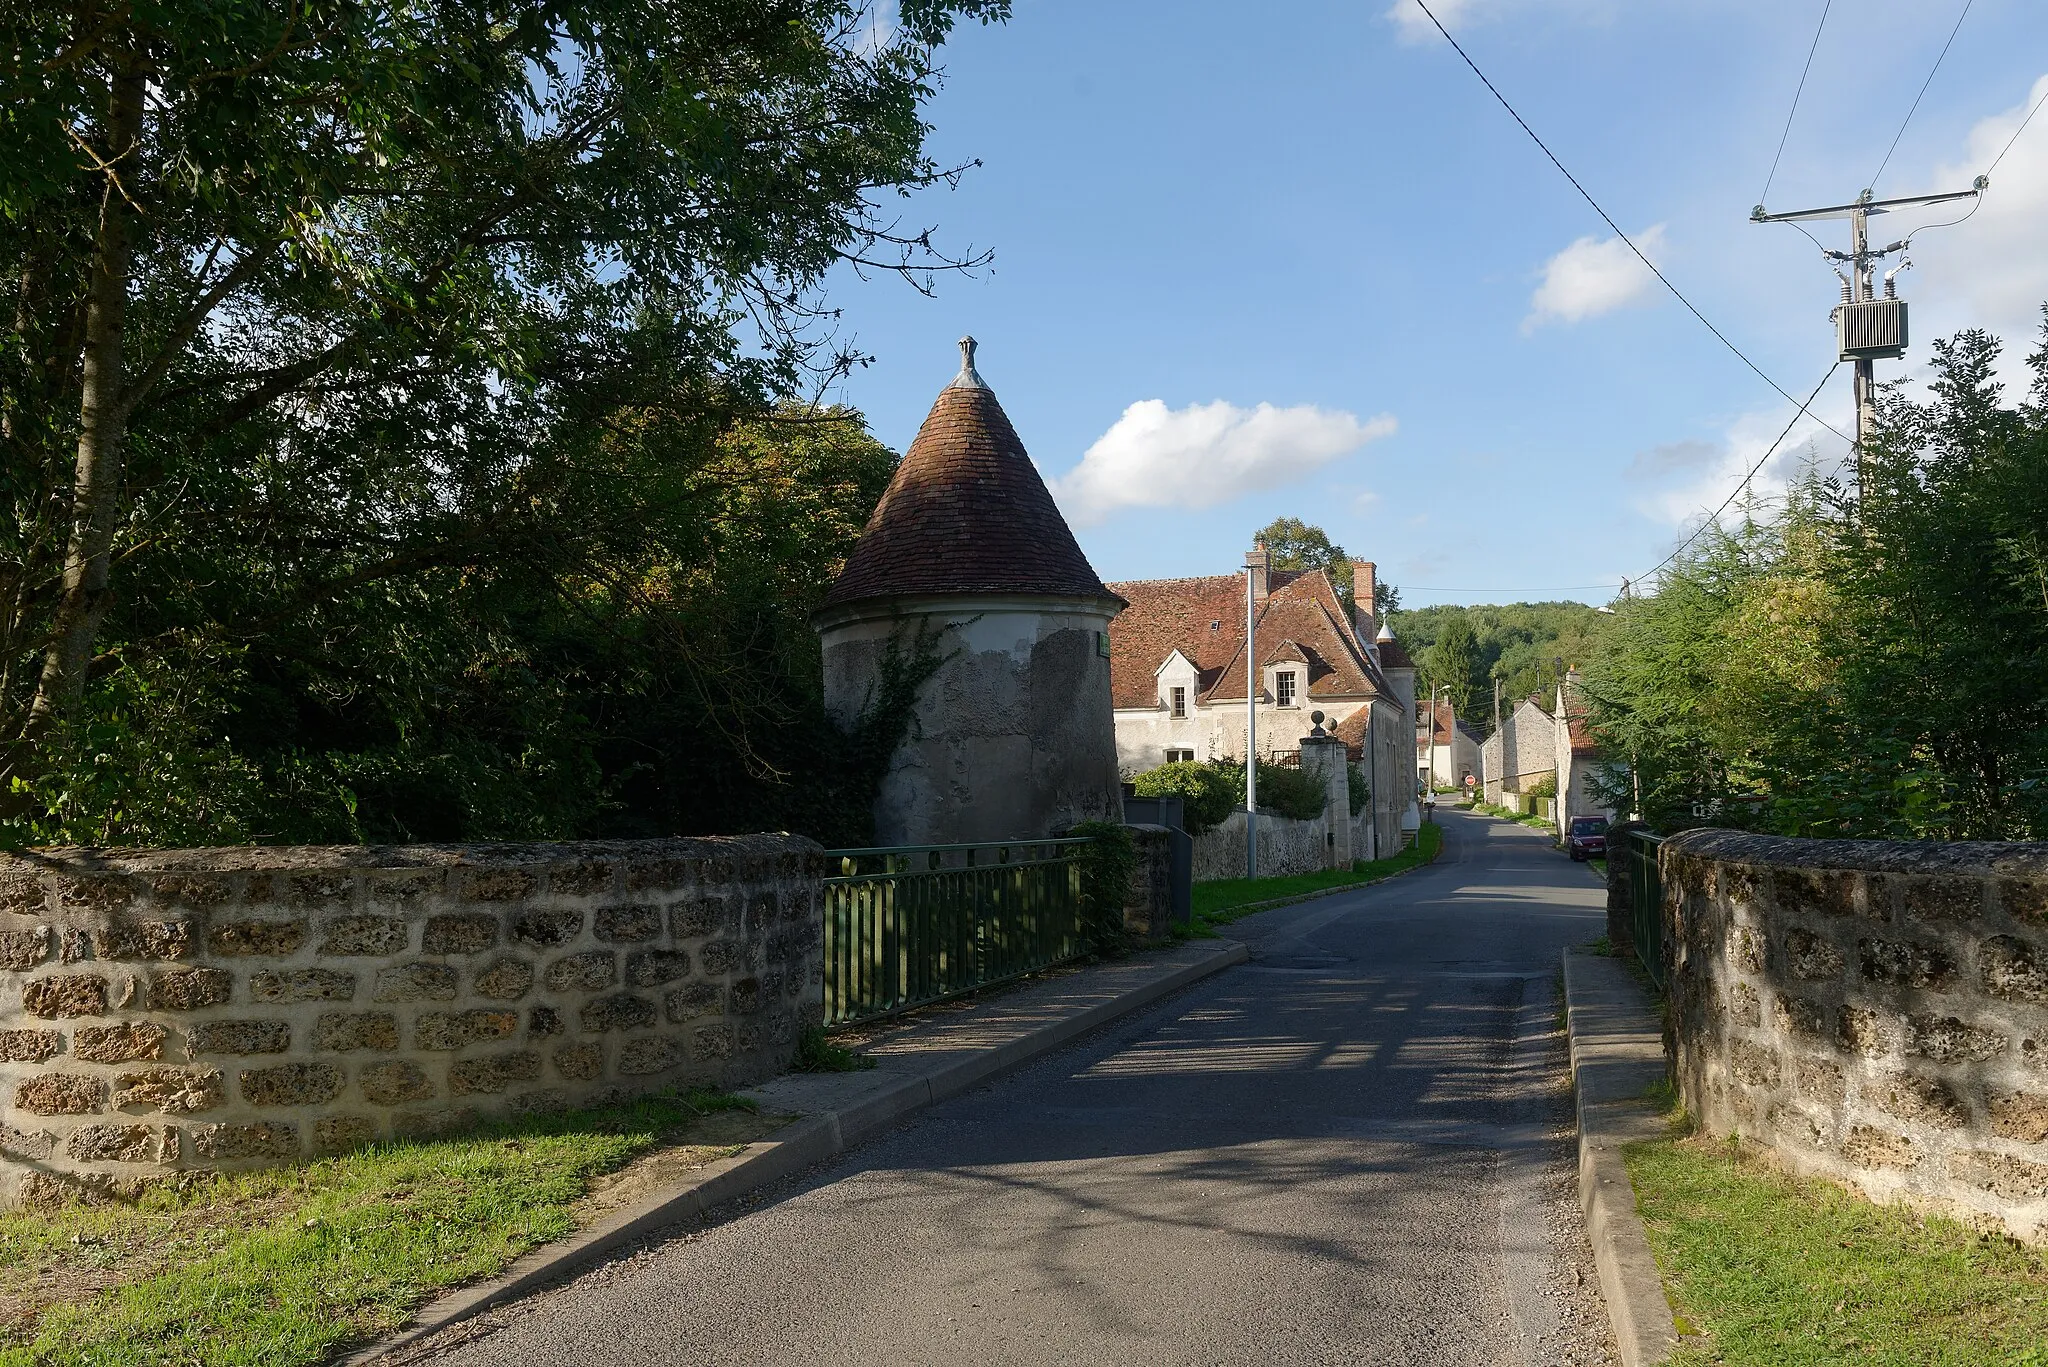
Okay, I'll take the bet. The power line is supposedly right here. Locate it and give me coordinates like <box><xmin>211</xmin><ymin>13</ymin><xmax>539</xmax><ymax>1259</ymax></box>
<box><xmin>1760</xmin><ymin>0</ymin><xmax>1833</xmax><ymax>207</ymax></box>
<box><xmin>1632</xmin><ymin>362</ymin><xmax>1841</xmax><ymax>590</ymax></box>
<box><xmin>1408</xmin><ymin>0</ymin><xmax>1854</xmax><ymax>448</ymax></box>
<box><xmin>1869</xmin><ymin>0</ymin><xmax>1973</xmax><ymax>191</ymax></box>
<box><xmin>1987</xmin><ymin>79</ymin><xmax>2048</xmax><ymax>175</ymax></box>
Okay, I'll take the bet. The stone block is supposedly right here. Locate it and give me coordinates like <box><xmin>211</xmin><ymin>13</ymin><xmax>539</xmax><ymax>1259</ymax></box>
<box><xmin>619</xmin><ymin>1036</ymin><xmax>682</xmax><ymax>1075</ymax></box>
<box><xmin>422</xmin><ymin>914</ymin><xmax>498</xmax><ymax>955</ymax></box>
<box><xmin>371</xmin><ymin>962</ymin><xmax>458</xmax><ymax>1003</ymax></box>
<box><xmin>415</xmin><ymin>1009</ymin><xmax>519</xmax><ymax>1050</ymax></box>
<box><xmin>1859</xmin><ymin>938</ymin><xmax>1957</xmax><ymax>990</ymax></box>
<box><xmin>1782</xmin><ymin>927</ymin><xmax>1846</xmax><ymax>981</ymax></box>
<box><xmin>2</xmin><ymin>1123</ymin><xmax>56</xmax><ymax>1159</ymax></box>
<box><xmin>553</xmin><ymin>1042</ymin><xmax>603</xmax><ymax>1080</ymax></box>
<box><xmin>1951</xmin><ymin>1150</ymin><xmax>2048</xmax><ymax>1203</ymax></box>
<box><xmin>1980</xmin><ymin>936</ymin><xmax>2048</xmax><ymax>1005</ymax></box>
<box><xmin>73</xmin><ymin>1021</ymin><xmax>167</xmax><ymax>1064</ymax></box>
<box><xmin>511</xmin><ymin>908</ymin><xmax>582</xmax><ymax>946</ymax></box>
<box><xmin>241</xmin><ymin>1062</ymin><xmax>345</xmax><ymax>1107</ymax></box>
<box><xmin>190</xmin><ymin>1019</ymin><xmax>291</xmax><ymax>1055</ymax></box>
<box><xmin>361</xmin><ymin>1060</ymin><xmax>435</xmax><ymax>1105</ymax></box>
<box><xmin>464</xmin><ymin>870</ymin><xmax>537</xmax><ymax>902</ymax></box>
<box><xmin>314</xmin><ymin>1012</ymin><xmax>399</xmax><ymax>1052</ymax></box>
<box><xmin>580</xmin><ymin>994</ymin><xmax>655</xmax><ymax>1033</ymax></box>
<box><xmin>747</xmin><ymin>892</ymin><xmax>779</xmax><ymax>929</ymax></box>
<box><xmin>447</xmin><ymin>1051</ymin><xmax>543</xmax><ymax>1095</ymax></box>
<box><xmin>1905</xmin><ymin>1013</ymin><xmax>2008</xmax><ymax>1064</ymax></box>
<box><xmin>0</xmin><ymin>1028</ymin><xmax>64</xmax><ymax>1063</ymax></box>
<box><xmin>249</xmin><ymin>967</ymin><xmax>355</xmax><ymax>1002</ymax></box>
<box><xmin>112</xmin><ymin>1066</ymin><xmax>224</xmax><ymax>1114</ymax></box>
<box><xmin>208</xmin><ymin>918</ymin><xmax>309</xmax><ymax>957</ymax></box>
<box><xmin>1842</xmin><ymin>1125</ymin><xmax>1920</xmax><ymax>1170</ymax></box>
<box><xmin>1999</xmin><ymin>879</ymin><xmax>2048</xmax><ymax>925</ymax></box>
<box><xmin>92</xmin><ymin>920</ymin><xmax>193</xmax><ymax>961</ymax></box>
<box><xmin>188</xmin><ymin>1121</ymin><xmax>299</xmax><ymax>1160</ymax></box>
<box><xmin>670</xmin><ymin>897</ymin><xmax>726</xmax><ymax>939</ymax></box>
<box><xmin>544</xmin><ymin>952</ymin><xmax>616</xmax><ymax>993</ymax></box>
<box><xmin>729</xmin><ymin>978</ymin><xmax>762</xmax><ymax>1015</ymax></box>
<box><xmin>66</xmin><ymin>1124</ymin><xmax>172</xmax><ymax>1164</ymax></box>
<box><xmin>313</xmin><ymin>1115</ymin><xmax>378</xmax><ymax>1154</ymax></box>
<box><xmin>627</xmin><ymin>858</ymin><xmax>694</xmax><ymax>892</ymax></box>
<box><xmin>1987</xmin><ymin>1091</ymin><xmax>2048</xmax><ymax>1144</ymax></box>
<box><xmin>58</xmin><ymin>875</ymin><xmax>135</xmax><ymax>910</ymax></box>
<box><xmin>1794</xmin><ymin>1056</ymin><xmax>1846</xmax><ymax>1106</ymax></box>
<box><xmin>595</xmin><ymin>904</ymin><xmax>661</xmax><ymax>942</ymax></box>
<box><xmin>1729</xmin><ymin>982</ymin><xmax>1761</xmax><ymax>1028</ymax></box>
<box><xmin>1864</xmin><ymin>1071</ymin><xmax>1967</xmax><ymax>1129</ymax></box>
<box><xmin>23</xmin><ymin>974</ymin><xmax>109</xmax><ymax>1018</ymax></box>
<box><xmin>368</xmin><ymin>871</ymin><xmax>440</xmax><ymax>903</ymax></box>
<box><xmin>1729</xmin><ymin>926</ymin><xmax>1766</xmax><ymax>974</ymax></box>
<box><xmin>1772</xmin><ymin>994</ymin><xmax>1829</xmax><ymax>1040</ymax></box>
<box><xmin>473</xmin><ymin>957</ymin><xmax>536</xmax><ymax>1000</ymax></box>
<box><xmin>549</xmin><ymin>860</ymin><xmax>614</xmax><ymax>897</ymax></box>
<box><xmin>528</xmin><ymin>1005</ymin><xmax>563</xmax><ymax>1036</ymax></box>
<box><xmin>15</xmin><ymin>1073</ymin><xmax>107</xmax><ymax>1115</ymax></box>
<box><xmin>664</xmin><ymin>982</ymin><xmax>721</xmax><ymax>1022</ymax></box>
<box><xmin>1728</xmin><ymin>1039</ymin><xmax>1780</xmax><ymax>1088</ymax></box>
<box><xmin>150</xmin><ymin>967</ymin><xmax>234</xmax><ymax>1010</ymax></box>
<box><xmin>626</xmin><ymin>950</ymin><xmax>690</xmax><ymax>987</ymax></box>
<box><xmin>146</xmin><ymin>874</ymin><xmax>232</xmax><ymax>907</ymax></box>
<box><xmin>1902</xmin><ymin>877</ymin><xmax>1983</xmax><ymax>923</ymax></box>
<box><xmin>319</xmin><ymin>916</ymin><xmax>409</xmax><ymax>956</ymax></box>
<box><xmin>1773</xmin><ymin>868</ymin><xmax>1862</xmax><ymax>919</ymax></box>
<box><xmin>692</xmin><ymin>1022</ymin><xmax>735</xmax><ymax>1061</ymax></box>
<box><xmin>0</xmin><ymin>926</ymin><xmax>51</xmax><ymax>969</ymax></box>
<box><xmin>290</xmin><ymin>872</ymin><xmax>354</xmax><ymax>904</ymax></box>
<box><xmin>1838</xmin><ymin>1005</ymin><xmax>1900</xmax><ymax>1058</ymax></box>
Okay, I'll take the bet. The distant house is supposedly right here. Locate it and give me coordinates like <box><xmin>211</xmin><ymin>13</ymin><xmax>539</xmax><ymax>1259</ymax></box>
<box><xmin>1554</xmin><ymin>669</ymin><xmax>1609</xmax><ymax>827</ymax></box>
<box><xmin>1106</xmin><ymin>548</ymin><xmax>1419</xmax><ymax>852</ymax></box>
<box><xmin>1417</xmin><ymin>698</ymin><xmax>1484</xmax><ymax>793</ymax></box>
<box><xmin>1481</xmin><ymin>695</ymin><xmax>1556</xmax><ymax>806</ymax></box>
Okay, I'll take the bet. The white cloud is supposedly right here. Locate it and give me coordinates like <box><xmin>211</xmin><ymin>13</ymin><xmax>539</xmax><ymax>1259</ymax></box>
<box><xmin>1525</xmin><ymin>224</ymin><xmax>1665</xmax><ymax>331</ymax></box>
<box><xmin>1633</xmin><ymin>392</ymin><xmax>1855</xmax><ymax>530</ymax></box>
<box><xmin>1385</xmin><ymin>0</ymin><xmax>1482</xmax><ymax>42</ymax></box>
<box><xmin>1912</xmin><ymin>74</ymin><xmax>2048</xmax><ymax>357</ymax></box>
<box><xmin>1051</xmin><ymin>400</ymin><xmax>1396</xmax><ymax>526</ymax></box>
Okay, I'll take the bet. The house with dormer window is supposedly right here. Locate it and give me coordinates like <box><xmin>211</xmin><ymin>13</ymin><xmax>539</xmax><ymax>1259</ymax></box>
<box><xmin>1106</xmin><ymin>545</ymin><xmax>1420</xmax><ymax>854</ymax></box>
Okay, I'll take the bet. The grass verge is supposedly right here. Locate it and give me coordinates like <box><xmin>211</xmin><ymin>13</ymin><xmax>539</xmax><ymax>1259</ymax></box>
<box><xmin>1191</xmin><ymin>821</ymin><xmax>1443</xmax><ymax>927</ymax></box>
<box><xmin>0</xmin><ymin>1088</ymin><xmax>779</xmax><ymax>1367</ymax></box>
<box><xmin>1626</xmin><ymin>1133</ymin><xmax>2048</xmax><ymax>1367</ymax></box>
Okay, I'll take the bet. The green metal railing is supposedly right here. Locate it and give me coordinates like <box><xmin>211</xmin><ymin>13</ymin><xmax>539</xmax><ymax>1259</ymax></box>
<box><xmin>1625</xmin><ymin>829</ymin><xmax>1668</xmax><ymax>990</ymax></box>
<box><xmin>821</xmin><ymin>837</ymin><xmax>1090</xmax><ymax>1027</ymax></box>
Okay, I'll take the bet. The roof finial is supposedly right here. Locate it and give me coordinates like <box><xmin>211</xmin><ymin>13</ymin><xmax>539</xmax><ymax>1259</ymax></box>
<box><xmin>948</xmin><ymin>335</ymin><xmax>987</xmax><ymax>390</ymax></box>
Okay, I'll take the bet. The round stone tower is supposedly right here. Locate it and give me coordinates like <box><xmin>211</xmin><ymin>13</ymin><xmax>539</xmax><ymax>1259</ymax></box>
<box><xmin>815</xmin><ymin>339</ymin><xmax>1126</xmax><ymax>846</ymax></box>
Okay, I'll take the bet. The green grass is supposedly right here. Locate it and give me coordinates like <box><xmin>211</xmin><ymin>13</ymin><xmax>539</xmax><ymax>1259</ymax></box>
<box><xmin>793</xmin><ymin>1025</ymin><xmax>875</xmax><ymax>1071</ymax></box>
<box><xmin>0</xmin><ymin>1088</ymin><xmax>772</xmax><ymax>1366</ymax></box>
<box><xmin>1191</xmin><ymin>822</ymin><xmax>1443</xmax><ymax>926</ymax></box>
<box><xmin>1627</xmin><ymin>1135</ymin><xmax>2048</xmax><ymax>1367</ymax></box>
<box><xmin>1472</xmin><ymin>799</ymin><xmax>1556</xmax><ymax>832</ymax></box>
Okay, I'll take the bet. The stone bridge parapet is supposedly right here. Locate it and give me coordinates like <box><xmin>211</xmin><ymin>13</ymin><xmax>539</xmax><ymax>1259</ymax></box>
<box><xmin>0</xmin><ymin>836</ymin><xmax>824</xmax><ymax>1206</ymax></box>
<box><xmin>1662</xmin><ymin>829</ymin><xmax>2048</xmax><ymax>1242</ymax></box>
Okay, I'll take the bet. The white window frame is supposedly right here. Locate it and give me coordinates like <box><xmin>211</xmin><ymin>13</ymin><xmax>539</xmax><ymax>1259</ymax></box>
<box><xmin>1275</xmin><ymin>670</ymin><xmax>1297</xmax><ymax>708</ymax></box>
<box><xmin>1163</xmin><ymin>747</ymin><xmax>1196</xmax><ymax>764</ymax></box>
<box><xmin>1169</xmin><ymin>686</ymin><xmax>1187</xmax><ymax>718</ymax></box>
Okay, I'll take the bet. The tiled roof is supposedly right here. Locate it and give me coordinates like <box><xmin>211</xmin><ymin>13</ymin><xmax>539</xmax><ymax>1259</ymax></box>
<box><xmin>822</xmin><ymin>360</ymin><xmax>1112</xmax><ymax>608</ymax></box>
<box><xmin>1567</xmin><ymin>710</ymin><xmax>1601</xmax><ymax>757</ymax></box>
<box><xmin>1376</xmin><ymin>638</ymin><xmax>1416</xmax><ymax>670</ymax></box>
<box><xmin>1105</xmin><ymin>567</ymin><xmax>1392</xmax><ymax>710</ymax></box>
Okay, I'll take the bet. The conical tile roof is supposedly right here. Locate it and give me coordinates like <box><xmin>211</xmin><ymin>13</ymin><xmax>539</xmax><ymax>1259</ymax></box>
<box><xmin>822</xmin><ymin>339</ymin><xmax>1115</xmax><ymax>609</ymax></box>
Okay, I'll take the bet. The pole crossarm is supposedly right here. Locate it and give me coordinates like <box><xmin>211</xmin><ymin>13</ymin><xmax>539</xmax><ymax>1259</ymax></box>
<box><xmin>1753</xmin><ymin>183</ymin><xmax>1983</xmax><ymax>224</ymax></box>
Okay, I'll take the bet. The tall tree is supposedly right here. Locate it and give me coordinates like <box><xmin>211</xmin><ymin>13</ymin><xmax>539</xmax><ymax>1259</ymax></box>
<box><xmin>1422</xmin><ymin>618</ymin><xmax>1482</xmax><ymax>717</ymax></box>
<box><xmin>1254</xmin><ymin>515</ymin><xmax>1399</xmax><ymax>614</ymax></box>
<box><xmin>0</xmin><ymin>0</ymin><xmax>1007</xmax><ymax>800</ymax></box>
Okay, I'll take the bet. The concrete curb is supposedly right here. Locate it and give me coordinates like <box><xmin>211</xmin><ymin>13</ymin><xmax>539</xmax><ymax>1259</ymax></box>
<box><xmin>348</xmin><ymin>937</ymin><xmax>1250</xmax><ymax>1364</ymax></box>
<box><xmin>1561</xmin><ymin>949</ymin><xmax>1681</xmax><ymax>1367</ymax></box>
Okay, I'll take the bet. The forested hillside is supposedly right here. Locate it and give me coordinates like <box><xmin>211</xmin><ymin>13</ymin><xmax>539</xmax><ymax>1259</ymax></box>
<box><xmin>1388</xmin><ymin>602</ymin><xmax>1613</xmax><ymax>722</ymax></box>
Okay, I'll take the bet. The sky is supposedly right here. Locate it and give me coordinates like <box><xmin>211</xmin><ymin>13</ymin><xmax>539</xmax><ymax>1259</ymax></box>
<box><xmin>815</xmin><ymin>0</ymin><xmax>2048</xmax><ymax>608</ymax></box>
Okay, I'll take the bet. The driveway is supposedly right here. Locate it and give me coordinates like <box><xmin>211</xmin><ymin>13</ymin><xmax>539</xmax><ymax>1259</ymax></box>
<box><xmin>422</xmin><ymin>808</ymin><xmax>1614</xmax><ymax>1366</ymax></box>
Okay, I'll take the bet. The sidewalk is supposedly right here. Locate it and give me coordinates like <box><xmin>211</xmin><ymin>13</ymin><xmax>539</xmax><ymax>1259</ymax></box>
<box><xmin>356</xmin><ymin>936</ymin><xmax>1248</xmax><ymax>1364</ymax></box>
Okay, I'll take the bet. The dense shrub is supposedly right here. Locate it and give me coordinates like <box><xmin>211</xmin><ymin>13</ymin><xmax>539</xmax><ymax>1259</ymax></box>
<box><xmin>1130</xmin><ymin>761</ymin><xmax>1238</xmax><ymax>834</ymax></box>
<box><xmin>1069</xmin><ymin>820</ymin><xmax>1138</xmax><ymax>956</ymax></box>
<box><xmin>1347</xmin><ymin>763</ymin><xmax>1368</xmax><ymax>817</ymax></box>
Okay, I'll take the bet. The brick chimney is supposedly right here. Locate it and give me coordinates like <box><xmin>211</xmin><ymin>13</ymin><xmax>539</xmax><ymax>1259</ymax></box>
<box><xmin>1245</xmin><ymin>541</ymin><xmax>1269</xmax><ymax>606</ymax></box>
<box><xmin>1350</xmin><ymin>559</ymin><xmax>1378</xmax><ymax>637</ymax></box>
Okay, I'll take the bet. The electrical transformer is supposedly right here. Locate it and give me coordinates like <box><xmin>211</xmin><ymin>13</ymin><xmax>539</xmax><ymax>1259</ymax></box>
<box><xmin>1835</xmin><ymin>298</ymin><xmax>1908</xmax><ymax>362</ymax></box>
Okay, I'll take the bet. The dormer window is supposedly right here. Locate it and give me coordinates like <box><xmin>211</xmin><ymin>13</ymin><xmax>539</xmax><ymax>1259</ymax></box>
<box><xmin>1276</xmin><ymin>671</ymin><xmax>1297</xmax><ymax>707</ymax></box>
<box><xmin>1170</xmin><ymin>686</ymin><xmax>1187</xmax><ymax>718</ymax></box>
<box><xmin>1210</xmin><ymin>620</ymin><xmax>1221</xmax><ymax>630</ymax></box>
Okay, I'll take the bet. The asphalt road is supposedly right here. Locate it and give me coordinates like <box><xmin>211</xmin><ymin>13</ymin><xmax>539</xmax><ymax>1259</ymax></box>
<box><xmin>425</xmin><ymin>809</ymin><xmax>1612</xmax><ymax>1366</ymax></box>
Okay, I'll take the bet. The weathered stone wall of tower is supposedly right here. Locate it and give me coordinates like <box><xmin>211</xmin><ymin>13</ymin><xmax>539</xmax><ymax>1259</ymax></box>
<box><xmin>819</xmin><ymin>595</ymin><xmax>1124</xmax><ymax>847</ymax></box>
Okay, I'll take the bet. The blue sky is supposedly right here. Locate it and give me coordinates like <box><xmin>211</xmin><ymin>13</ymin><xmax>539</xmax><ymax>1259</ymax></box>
<box><xmin>819</xmin><ymin>0</ymin><xmax>2048</xmax><ymax>608</ymax></box>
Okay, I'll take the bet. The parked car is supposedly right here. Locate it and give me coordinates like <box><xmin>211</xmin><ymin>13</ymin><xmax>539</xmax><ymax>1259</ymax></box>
<box><xmin>1566</xmin><ymin>816</ymin><xmax>1608</xmax><ymax>861</ymax></box>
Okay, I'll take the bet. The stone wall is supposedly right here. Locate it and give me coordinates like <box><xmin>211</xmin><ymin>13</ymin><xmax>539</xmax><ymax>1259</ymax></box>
<box><xmin>1663</xmin><ymin>829</ymin><xmax>2048</xmax><ymax>1243</ymax></box>
<box><xmin>0</xmin><ymin>835</ymin><xmax>823</xmax><ymax>1207</ymax></box>
<box><xmin>1193</xmin><ymin>809</ymin><xmax>1344</xmax><ymax>882</ymax></box>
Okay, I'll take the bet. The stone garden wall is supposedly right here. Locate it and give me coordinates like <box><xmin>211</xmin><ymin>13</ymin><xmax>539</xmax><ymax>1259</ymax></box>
<box><xmin>0</xmin><ymin>835</ymin><xmax>824</xmax><ymax>1207</ymax></box>
<box><xmin>1663</xmin><ymin>829</ymin><xmax>2048</xmax><ymax>1243</ymax></box>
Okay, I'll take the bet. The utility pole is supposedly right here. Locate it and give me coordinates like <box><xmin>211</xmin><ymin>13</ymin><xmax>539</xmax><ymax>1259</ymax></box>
<box><xmin>1752</xmin><ymin>180</ymin><xmax>1985</xmax><ymax>490</ymax></box>
<box><xmin>1244</xmin><ymin>546</ymin><xmax>1259</xmax><ymax>880</ymax></box>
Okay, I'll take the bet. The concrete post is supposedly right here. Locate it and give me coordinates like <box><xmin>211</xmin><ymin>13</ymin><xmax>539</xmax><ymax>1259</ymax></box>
<box><xmin>1299</xmin><ymin>731</ymin><xmax>1352</xmax><ymax>869</ymax></box>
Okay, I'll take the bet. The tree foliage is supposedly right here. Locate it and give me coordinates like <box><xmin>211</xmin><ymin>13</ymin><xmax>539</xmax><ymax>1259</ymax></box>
<box><xmin>1581</xmin><ymin>320</ymin><xmax>2048</xmax><ymax>840</ymax></box>
<box><xmin>1253</xmin><ymin>515</ymin><xmax>1399</xmax><ymax>616</ymax></box>
<box><xmin>0</xmin><ymin>0</ymin><xmax>1005</xmax><ymax>845</ymax></box>
<box><xmin>1392</xmin><ymin>600</ymin><xmax>1611</xmax><ymax>723</ymax></box>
